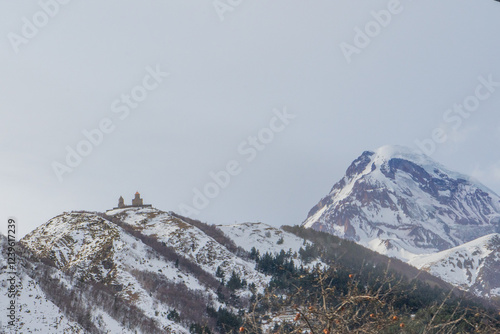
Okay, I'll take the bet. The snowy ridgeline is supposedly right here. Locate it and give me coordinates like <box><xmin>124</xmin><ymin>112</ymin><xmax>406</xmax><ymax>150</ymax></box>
<box><xmin>409</xmin><ymin>233</ymin><xmax>500</xmax><ymax>298</ymax></box>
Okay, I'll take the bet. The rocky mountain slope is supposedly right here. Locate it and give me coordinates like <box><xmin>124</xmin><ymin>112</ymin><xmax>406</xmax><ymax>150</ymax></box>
<box><xmin>20</xmin><ymin>210</ymin><xmax>194</xmax><ymax>333</ymax></box>
<box><xmin>15</xmin><ymin>207</ymin><xmax>317</xmax><ymax>333</ymax></box>
<box><xmin>302</xmin><ymin>145</ymin><xmax>500</xmax><ymax>298</ymax></box>
<box><xmin>410</xmin><ymin>233</ymin><xmax>500</xmax><ymax>298</ymax></box>
<box><xmin>0</xmin><ymin>234</ymin><xmax>87</xmax><ymax>333</ymax></box>
<box><xmin>303</xmin><ymin>145</ymin><xmax>500</xmax><ymax>261</ymax></box>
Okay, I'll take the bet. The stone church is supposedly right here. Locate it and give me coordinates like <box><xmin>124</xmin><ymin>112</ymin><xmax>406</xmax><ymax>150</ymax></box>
<box><xmin>116</xmin><ymin>192</ymin><xmax>152</xmax><ymax>209</ymax></box>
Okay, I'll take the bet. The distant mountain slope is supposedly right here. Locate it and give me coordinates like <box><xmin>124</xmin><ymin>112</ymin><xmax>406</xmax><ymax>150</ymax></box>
<box><xmin>303</xmin><ymin>145</ymin><xmax>500</xmax><ymax>261</ymax></box>
<box><xmin>217</xmin><ymin>222</ymin><xmax>309</xmax><ymax>254</ymax></box>
<box><xmin>410</xmin><ymin>233</ymin><xmax>500</xmax><ymax>298</ymax></box>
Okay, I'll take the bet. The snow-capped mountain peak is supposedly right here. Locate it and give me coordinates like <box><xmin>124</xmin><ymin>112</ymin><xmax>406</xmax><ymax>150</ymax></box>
<box><xmin>303</xmin><ymin>145</ymin><xmax>500</xmax><ymax>261</ymax></box>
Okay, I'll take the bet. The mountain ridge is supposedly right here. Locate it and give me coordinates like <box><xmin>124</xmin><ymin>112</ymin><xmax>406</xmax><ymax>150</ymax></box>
<box><xmin>3</xmin><ymin>200</ymin><xmax>500</xmax><ymax>333</ymax></box>
<box><xmin>410</xmin><ymin>233</ymin><xmax>500</xmax><ymax>298</ymax></box>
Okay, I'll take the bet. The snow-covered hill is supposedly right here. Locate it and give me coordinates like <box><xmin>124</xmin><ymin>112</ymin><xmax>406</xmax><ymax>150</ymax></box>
<box><xmin>303</xmin><ymin>145</ymin><xmax>500</xmax><ymax>261</ymax></box>
<box><xmin>0</xmin><ymin>234</ymin><xmax>87</xmax><ymax>334</ymax></box>
<box><xmin>105</xmin><ymin>208</ymin><xmax>271</xmax><ymax>292</ymax></box>
<box><xmin>19</xmin><ymin>207</ymin><xmax>284</xmax><ymax>333</ymax></box>
<box><xmin>21</xmin><ymin>210</ymin><xmax>193</xmax><ymax>333</ymax></box>
<box><xmin>217</xmin><ymin>222</ymin><xmax>308</xmax><ymax>254</ymax></box>
<box><xmin>217</xmin><ymin>222</ymin><xmax>326</xmax><ymax>270</ymax></box>
<box><xmin>410</xmin><ymin>233</ymin><xmax>500</xmax><ymax>298</ymax></box>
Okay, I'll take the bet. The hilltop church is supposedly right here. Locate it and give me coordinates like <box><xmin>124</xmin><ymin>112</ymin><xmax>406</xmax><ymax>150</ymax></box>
<box><xmin>115</xmin><ymin>192</ymin><xmax>152</xmax><ymax>209</ymax></box>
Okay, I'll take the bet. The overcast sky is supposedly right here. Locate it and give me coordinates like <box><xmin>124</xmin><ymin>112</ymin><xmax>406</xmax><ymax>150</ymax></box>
<box><xmin>1</xmin><ymin>0</ymin><xmax>500</xmax><ymax>238</ymax></box>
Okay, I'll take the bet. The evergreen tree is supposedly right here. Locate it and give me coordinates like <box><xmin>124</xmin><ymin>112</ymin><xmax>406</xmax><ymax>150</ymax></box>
<box><xmin>226</xmin><ymin>271</ymin><xmax>243</xmax><ymax>291</ymax></box>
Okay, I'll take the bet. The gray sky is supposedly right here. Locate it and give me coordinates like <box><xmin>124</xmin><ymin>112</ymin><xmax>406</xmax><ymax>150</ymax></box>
<box><xmin>1</xmin><ymin>0</ymin><xmax>500</xmax><ymax>238</ymax></box>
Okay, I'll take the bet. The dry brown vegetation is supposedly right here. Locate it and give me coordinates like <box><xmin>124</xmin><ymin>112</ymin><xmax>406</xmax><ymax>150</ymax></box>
<box><xmin>242</xmin><ymin>267</ymin><xmax>500</xmax><ymax>334</ymax></box>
